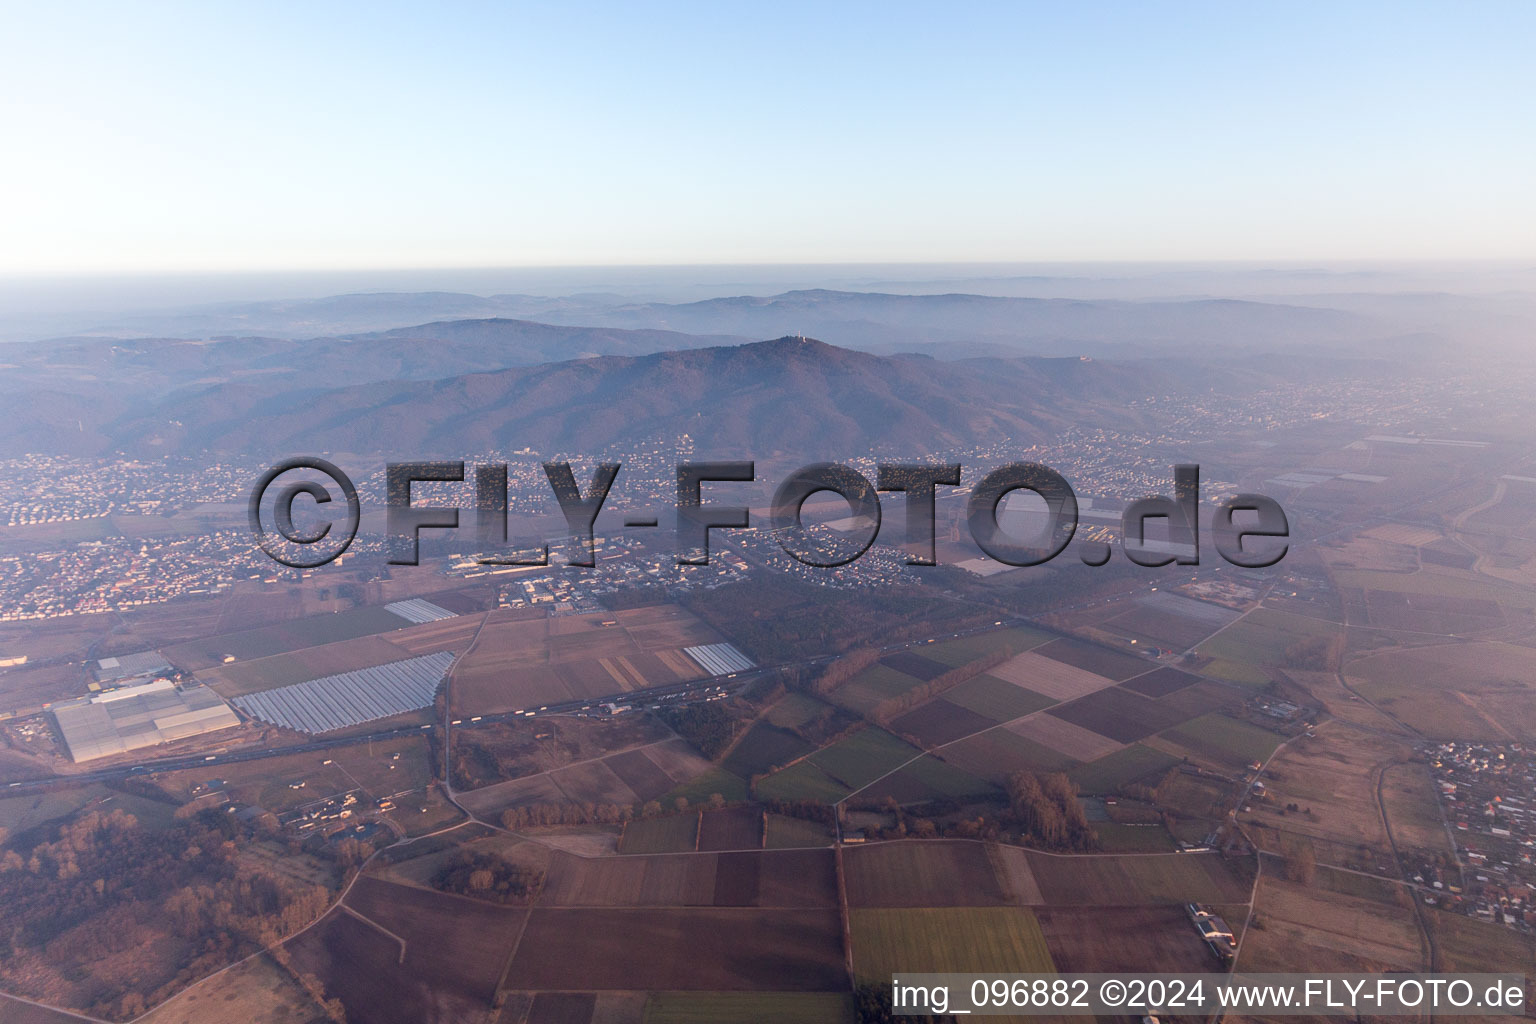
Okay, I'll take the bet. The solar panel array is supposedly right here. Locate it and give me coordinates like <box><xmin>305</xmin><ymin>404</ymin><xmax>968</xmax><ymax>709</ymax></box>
<box><xmin>683</xmin><ymin>642</ymin><xmax>755</xmax><ymax>676</ymax></box>
<box><xmin>232</xmin><ymin>651</ymin><xmax>455</xmax><ymax>734</ymax></box>
<box><xmin>385</xmin><ymin>598</ymin><xmax>457</xmax><ymax>624</ymax></box>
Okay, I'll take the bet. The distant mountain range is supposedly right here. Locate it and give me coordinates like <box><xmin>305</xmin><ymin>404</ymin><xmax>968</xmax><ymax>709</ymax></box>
<box><xmin>0</xmin><ymin>288</ymin><xmax>1435</xmax><ymax>459</ymax></box>
<box><xmin>103</xmin><ymin>337</ymin><xmax>1189</xmax><ymax>458</ymax></box>
<box><xmin>4</xmin><ymin>332</ymin><xmax>1262</xmax><ymax>459</ymax></box>
<box><xmin>21</xmin><ymin>287</ymin><xmax>1416</xmax><ymax>359</ymax></box>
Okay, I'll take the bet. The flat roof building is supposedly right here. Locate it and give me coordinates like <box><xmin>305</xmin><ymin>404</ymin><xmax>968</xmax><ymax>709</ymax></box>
<box><xmin>52</xmin><ymin>680</ymin><xmax>240</xmax><ymax>762</ymax></box>
<box><xmin>93</xmin><ymin>650</ymin><xmax>174</xmax><ymax>684</ymax></box>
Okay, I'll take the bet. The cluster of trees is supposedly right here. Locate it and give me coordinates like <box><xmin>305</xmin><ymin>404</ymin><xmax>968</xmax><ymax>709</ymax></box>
<box><xmin>808</xmin><ymin>647</ymin><xmax>884</xmax><ymax>697</ymax></box>
<box><xmin>0</xmin><ymin>806</ymin><xmax>336</xmax><ymax>1020</ymax></box>
<box><xmin>1283</xmin><ymin>838</ymin><xmax>1318</xmax><ymax>885</ymax></box>
<box><xmin>659</xmin><ymin>701</ymin><xmax>737</xmax><ymax>759</ymax></box>
<box><xmin>431</xmin><ymin>850</ymin><xmax>543</xmax><ymax>904</ymax></box>
<box><xmin>1003</xmin><ymin>771</ymin><xmax>1098</xmax><ymax>851</ymax></box>
<box><xmin>1283</xmin><ymin>635</ymin><xmax>1338</xmax><ymax>671</ymax></box>
<box><xmin>681</xmin><ymin>576</ymin><xmax>993</xmax><ymax>665</ymax></box>
<box><xmin>761</xmin><ymin>798</ymin><xmax>837</xmax><ymax>826</ymax></box>
<box><xmin>498</xmin><ymin>792</ymin><xmax>739</xmax><ymax>832</ymax></box>
<box><xmin>872</xmin><ymin>647</ymin><xmax>1016</xmax><ymax>725</ymax></box>
<box><xmin>500</xmin><ymin>802</ymin><xmax>634</xmax><ymax>829</ymax></box>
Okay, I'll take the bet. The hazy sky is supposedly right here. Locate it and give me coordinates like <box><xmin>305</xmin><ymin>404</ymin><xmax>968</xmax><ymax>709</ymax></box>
<box><xmin>2</xmin><ymin>2</ymin><xmax>1533</xmax><ymax>272</ymax></box>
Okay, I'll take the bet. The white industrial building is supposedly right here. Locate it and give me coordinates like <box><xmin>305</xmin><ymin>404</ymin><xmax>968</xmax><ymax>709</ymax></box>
<box><xmin>52</xmin><ymin>679</ymin><xmax>241</xmax><ymax>762</ymax></box>
<box><xmin>92</xmin><ymin>650</ymin><xmax>174</xmax><ymax>684</ymax></box>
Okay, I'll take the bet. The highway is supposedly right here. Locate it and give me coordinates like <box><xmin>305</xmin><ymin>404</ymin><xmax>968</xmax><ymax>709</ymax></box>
<box><xmin>4</xmin><ymin>615</ymin><xmax>1037</xmax><ymax>796</ymax></box>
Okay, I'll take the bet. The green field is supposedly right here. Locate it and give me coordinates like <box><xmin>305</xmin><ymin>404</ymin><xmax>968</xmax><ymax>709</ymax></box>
<box><xmin>663</xmin><ymin>766</ymin><xmax>749</xmax><ymax>806</ymax></box>
<box><xmin>807</xmin><ymin>728</ymin><xmax>921</xmax><ymax>790</ymax></box>
<box><xmin>764</xmin><ymin>814</ymin><xmax>835</xmax><ymax>848</ymax></box>
<box><xmin>860</xmin><ymin>755</ymin><xmax>999</xmax><ymax>803</ymax></box>
<box><xmin>922</xmin><ymin>626</ymin><xmax>1053</xmax><ymax>667</ymax></box>
<box><xmin>644</xmin><ymin>992</ymin><xmax>855</xmax><ymax>1023</ymax></box>
<box><xmin>764</xmin><ymin>692</ymin><xmax>837</xmax><ymax>730</ymax></box>
<box><xmin>1068</xmin><ymin>744</ymin><xmax>1179</xmax><ymax>794</ymax></box>
<box><xmin>944</xmin><ymin>672</ymin><xmax>1058</xmax><ymax>723</ymax></box>
<box><xmin>721</xmin><ymin>721</ymin><xmax>814</xmax><ymax>778</ymax></box>
<box><xmin>619</xmin><ymin>812</ymin><xmax>700</xmax><ymax>854</ymax></box>
<box><xmin>849</xmin><ymin>907</ymin><xmax>1055</xmax><ymax>982</ymax></box>
<box><xmin>833</xmin><ymin>664</ymin><xmax>926</xmax><ymax>714</ymax></box>
<box><xmin>1160</xmin><ymin>713</ymin><xmax>1284</xmax><ymax>768</ymax></box>
<box><xmin>1200</xmin><ymin>608</ymin><xmax>1338</xmax><ymax>666</ymax></box>
<box><xmin>1197</xmin><ymin>656</ymin><xmax>1272</xmax><ymax>688</ymax></box>
<box><xmin>1332</xmin><ymin>567</ymin><xmax>1536</xmax><ymax>607</ymax></box>
<box><xmin>1092</xmin><ymin>822</ymin><xmax>1178</xmax><ymax>852</ymax></box>
<box><xmin>754</xmin><ymin>760</ymin><xmax>852</xmax><ymax>803</ymax></box>
<box><xmin>178</xmin><ymin>605</ymin><xmax>411</xmax><ymax>663</ymax></box>
<box><xmin>1024</xmin><ymin>850</ymin><xmax>1253</xmax><ymax>904</ymax></box>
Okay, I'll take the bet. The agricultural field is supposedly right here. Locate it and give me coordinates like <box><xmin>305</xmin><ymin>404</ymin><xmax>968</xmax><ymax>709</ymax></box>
<box><xmin>1332</xmin><ymin>565</ymin><xmax>1536</xmax><ymax>611</ymax></box>
<box><xmin>619</xmin><ymin>812</ymin><xmax>700</xmax><ymax>854</ymax></box>
<box><xmin>843</xmin><ymin>840</ymin><xmax>1014</xmax><ymax>907</ymax></box>
<box><xmin>541</xmin><ymin>850</ymin><xmax>714</xmax><ymax>907</ymax></box>
<box><xmin>1023</xmin><ymin>852</ymin><xmax>1253</xmax><ymax>906</ymax></box>
<box><xmin>1433</xmin><ymin>911</ymin><xmax>1536</xmax><ymax>976</ymax></box>
<box><xmin>853</xmin><ymin>754</ymin><xmax>998</xmax><ymax>805</ymax></box>
<box><xmin>1036</xmin><ymin>906</ymin><xmax>1220</xmax><ymax>973</ymax></box>
<box><xmin>456</xmin><ymin>735</ymin><xmax>712</xmax><ymax>820</ymax></box>
<box><xmin>829</xmin><ymin>663</ymin><xmax>928</xmax><ymax>715</ymax></box>
<box><xmin>754</xmin><ymin>727</ymin><xmax>921</xmax><ymax>802</ymax></box>
<box><xmin>1066</xmin><ymin>744</ymin><xmax>1180</xmax><ymax>794</ymax></box>
<box><xmin>763</xmin><ymin>814</ymin><xmax>834</xmax><ymax>849</ymax></box>
<box><xmin>1197</xmin><ymin>608</ymin><xmax>1340</xmax><ymax>678</ymax></box>
<box><xmin>606</xmin><ymin>745</ymin><xmax>688</xmax><ymax>803</ymax></box>
<box><xmin>753</xmin><ymin>760</ymin><xmax>850</xmax><ymax>803</ymax></box>
<box><xmin>762</xmin><ymin>691</ymin><xmax>838</xmax><ymax>730</ymax></box>
<box><xmin>138</xmin><ymin>953</ymin><xmax>322</xmax><ymax>1024</ymax></box>
<box><xmin>1032</xmin><ymin>637</ymin><xmax>1152</xmax><ymax>681</ymax></box>
<box><xmin>163</xmin><ymin>604</ymin><xmax>414</xmax><ymax>669</ymax></box>
<box><xmin>920</xmin><ymin>625</ymin><xmax>1053</xmax><ymax>667</ymax></box>
<box><xmin>288</xmin><ymin>876</ymin><xmax>527</xmax><ymax>1024</ymax></box>
<box><xmin>1121</xmin><ymin>666</ymin><xmax>1202</xmax><ymax>698</ymax></box>
<box><xmin>663</xmin><ymin>766</ymin><xmax>750</xmax><ymax>806</ymax></box>
<box><xmin>1245</xmin><ymin>727</ymin><xmax>1407</xmax><ymax>855</ymax></box>
<box><xmin>1345</xmin><ymin>641</ymin><xmax>1536</xmax><ymax>740</ymax></box>
<box><xmin>642</xmin><ymin>991</ymin><xmax>855</xmax><ymax>1024</ymax></box>
<box><xmin>197</xmin><ymin>633</ymin><xmax>422</xmax><ymax>697</ymax></box>
<box><xmin>451</xmin><ymin>604</ymin><xmax>720</xmax><ymax>716</ymax></box>
<box><xmin>989</xmin><ymin>651</ymin><xmax>1119</xmax><ymax>702</ymax></box>
<box><xmin>1379</xmin><ymin>763</ymin><xmax>1453</xmax><ymax>857</ymax></box>
<box><xmin>942</xmin><ymin>671</ymin><xmax>1058</xmax><ymax>723</ymax></box>
<box><xmin>696</xmin><ymin>806</ymin><xmax>764</xmax><ymax>851</ymax></box>
<box><xmin>830</xmin><ymin>628</ymin><xmax>1055</xmax><ymax>715</ymax></box>
<box><xmin>508</xmin><ymin>908</ymin><xmax>847</xmax><ymax>990</ymax></box>
<box><xmin>888</xmin><ymin>696</ymin><xmax>996</xmax><ymax>747</ymax></box>
<box><xmin>805</xmin><ymin>728</ymin><xmax>920</xmax><ymax>790</ymax></box>
<box><xmin>849</xmin><ymin>906</ymin><xmax>1055</xmax><ymax>982</ymax></box>
<box><xmin>1045</xmin><ymin>686</ymin><xmax>1193</xmax><ymax>745</ymax></box>
<box><xmin>1099</xmin><ymin>591</ymin><xmax>1242</xmax><ymax>651</ymax></box>
<box><xmin>1239</xmin><ymin>875</ymin><xmax>1423</xmax><ymax>973</ymax></box>
<box><xmin>720</xmin><ymin>720</ymin><xmax>814</xmax><ymax>779</ymax></box>
<box><xmin>941</xmin><ymin>726</ymin><xmax>1079</xmax><ymax>782</ymax></box>
<box><xmin>1153</xmin><ymin>713</ymin><xmax>1285</xmax><ymax>770</ymax></box>
<box><xmin>1008</xmin><ymin>714</ymin><xmax>1123</xmax><ymax>762</ymax></box>
<box><xmin>0</xmin><ymin>661</ymin><xmax>93</xmax><ymax>714</ymax></box>
<box><xmin>1091</xmin><ymin>822</ymin><xmax>1177</xmax><ymax>852</ymax></box>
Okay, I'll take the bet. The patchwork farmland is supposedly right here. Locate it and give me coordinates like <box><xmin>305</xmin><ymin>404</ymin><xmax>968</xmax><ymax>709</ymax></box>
<box><xmin>452</xmin><ymin>605</ymin><xmax>726</xmax><ymax>715</ymax></box>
